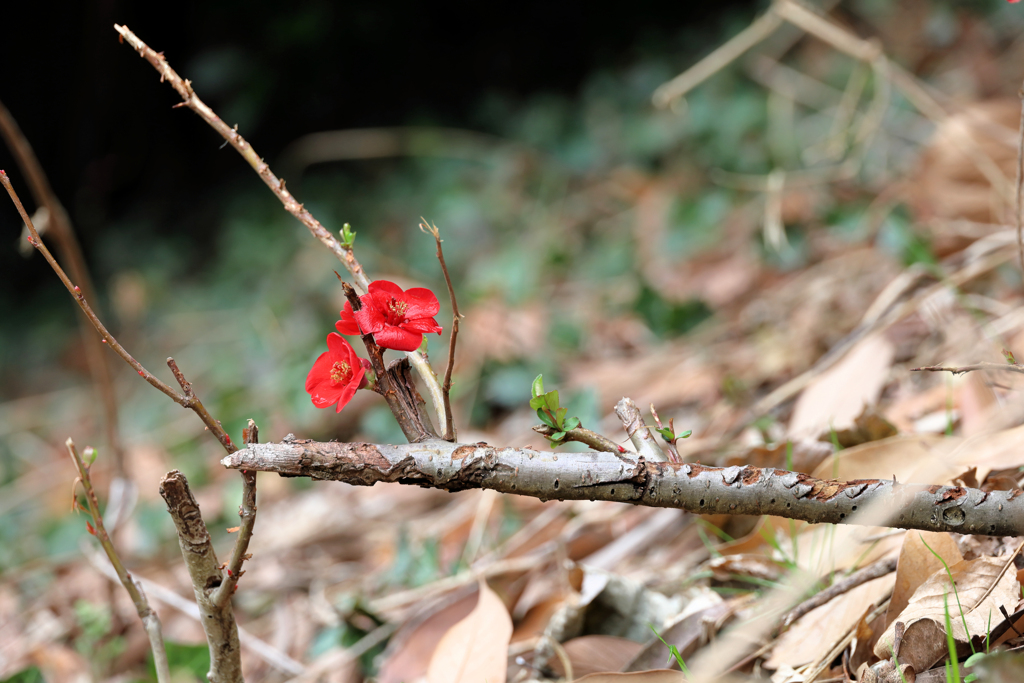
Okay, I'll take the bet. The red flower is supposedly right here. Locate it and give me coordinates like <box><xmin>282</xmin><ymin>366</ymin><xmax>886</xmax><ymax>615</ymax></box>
<box><xmin>335</xmin><ymin>301</ymin><xmax>359</xmax><ymax>336</ymax></box>
<box><xmin>352</xmin><ymin>280</ymin><xmax>443</xmax><ymax>352</ymax></box>
<box><xmin>306</xmin><ymin>333</ymin><xmax>371</xmax><ymax>412</ymax></box>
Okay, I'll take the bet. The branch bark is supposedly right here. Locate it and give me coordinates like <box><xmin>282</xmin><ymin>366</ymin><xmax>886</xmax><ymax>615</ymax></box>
<box><xmin>222</xmin><ymin>439</ymin><xmax>1024</xmax><ymax>536</ymax></box>
<box><xmin>160</xmin><ymin>470</ymin><xmax>243</xmax><ymax>683</ymax></box>
<box><xmin>615</xmin><ymin>397</ymin><xmax>667</xmax><ymax>462</ymax></box>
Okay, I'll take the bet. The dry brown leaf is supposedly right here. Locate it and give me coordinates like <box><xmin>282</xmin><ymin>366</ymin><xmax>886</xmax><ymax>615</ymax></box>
<box><xmin>885</xmin><ymin>531</ymin><xmax>963</xmax><ymax>631</ymax></box>
<box><xmin>377</xmin><ymin>588</ymin><xmax>479</xmax><ymax>683</ymax></box>
<box><xmin>947</xmin><ymin>424</ymin><xmax>1024</xmax><ymax>485</ymax></box>
<box><xmin>809</xmin><ymin>434</ymin><xmax>952</xmax><ymax>485</ymax></box>
<box><xmin>874</xmin><ymin>551</ymin><xmax>1022</xmax><ymax>673</ymax></box>
<box><xmin>764</xmin><ymin>573</ymin><xmax>895</xmax><ymax>670</ymax></box>
<box><xmin>426</xmin><ymin>580</ymin><xmax>513</xmax><ymax>683</ymax></box>
<box><xmin>788</xmin><ymin>332</ymin><xmax>895</xmax><ymax>439</ymax></box>
<box><xmin>574</xmin><ymin>671</ymin><xmax>689</xmax><ymax>683</ymax></box>
<box><xmin>547</xmin><ymin>636</ymin><xmax>645</xmax><ymax>678</ymax></box>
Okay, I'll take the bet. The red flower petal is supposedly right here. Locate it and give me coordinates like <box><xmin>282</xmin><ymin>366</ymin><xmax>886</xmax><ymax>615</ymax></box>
<box><xmin>306</xmin><ymin>334</ymin><xmax>367</xmax><ymax>412</ymax></box>
<box><xmin>401</xmin><ymin>287</ymin><xmax>441</xmax><ymax>318</ymax></box>
<box><xmin>401</xmin><ymin>316</ymin><xmax>443</xmax><ymax>334</ymax></box>
<box><xmin>335</xmin><ymin>301</ymin><xmax>360</xmax><ymax>335</ymax></box>
<box><xmin>372</xmin><ymin>325</ymin><xmax>425</xmax><ymax>352</ymax></box>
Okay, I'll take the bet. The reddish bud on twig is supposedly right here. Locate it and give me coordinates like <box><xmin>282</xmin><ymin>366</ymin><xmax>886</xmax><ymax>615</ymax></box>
<box><xmin>86</xmin><ymin>521</ymin><xmax>96</xmax><ymax>536</ymax></box>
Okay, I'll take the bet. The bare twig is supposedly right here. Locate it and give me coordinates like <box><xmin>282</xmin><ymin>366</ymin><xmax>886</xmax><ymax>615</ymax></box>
<box><xmin>222</xmin><ymin>439</ymin><xmax>1024</xmax><ymax>536</ymax></box>
<box><xmin>112</xmin><ymin>23</ymin><xmax>449</xmax><ymax>434</ymax></box>
<box><xmin>780</xmin><ymin>556</ymin><xmax>898</xmax><ymax>628</ymax></box>
<box><xmin>160</xmin><ymin>470</ymin><xmax>242</xmax><ymax>683</ymax></box>
<box><xmin>419</xmin><ymin>218</ymin><xmax>461</xmax><ymax>442</ymax></box>
<box><xmin>614</xmin><ymin>397</ymin><xmax>667</xmax><ymax>462</ymax></box>
<box><xmin>67</xmin><ymin>439</ymin><xmax>170</xmax><ymax>683</ymax></box>
<box><xmin>0</xmin><ymin>170</ymin><xmax>238</xmax><ymax>454</ymax></box>
<box><xmin>1016</xmin><ymin>79</ymin><xmax>1024</xmax><ymax>280</ymax></box>
<box><xmin>532</xmin><ymin>424</ymin><xmax>624</xmax><ymax>453</ymax></box>
<box><xmin>213</xmin><ymin>420</ymin><xmax>259</xmax><ymax>609</ymax></box>
<box><xmin>911</xmin><ymin>362</ymin><xmax>1024</xmax><ymax>376</ymax></box>
<box><xmin>0</xmin><ymin>101</ymin><xmax>126</xmax><ymax>476</ymax></box>
<box><xmin>652</xmin><ymin>7</ymin><xmax>784</xmax><ymax>109</ymax></box>
<box><xmin>81</xmin><ymin>542</ymin><xmax>303</xmax><ymax>676</ymax></box>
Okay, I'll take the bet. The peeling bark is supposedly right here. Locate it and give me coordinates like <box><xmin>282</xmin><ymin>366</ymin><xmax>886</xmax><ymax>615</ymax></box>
<box><xmin>221</xmin><ymin>439</ymin><xmax>1024</xmax><ymax>536</ymax></box>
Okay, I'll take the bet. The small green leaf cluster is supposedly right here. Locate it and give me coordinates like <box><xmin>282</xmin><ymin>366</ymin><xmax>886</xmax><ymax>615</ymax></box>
<box><xmin>530</xmin><ymin>375</ymin><xmax>580</xmax><ymax>445</ymax></box>
<box><xmin>655</xmin><ymin>425</ymin><xmax>692</xmax><ymax>443</ymax></box>
<box><xmin>340</xmin><ymin>222</ymin><xmax>357</xmax><ymax>248</ymax></box>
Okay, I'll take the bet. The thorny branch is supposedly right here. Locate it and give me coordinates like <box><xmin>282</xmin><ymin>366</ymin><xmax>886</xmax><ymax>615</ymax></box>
<box><xmin>0</xmin><ymin>101</ymin><xmax>126</xmax><ymax>476</ymax></box>
<box><xmin>222</xmin><ymin>439</ymin><xmax>1024</xmax><ymax>537</ymax></box>
<box><xmin>419</xmin><ymin>218</ymin><xmax>461</xmax><ymax>442</ymax></box>
<box><xmin>160</xmin><ymin>470</ymin><xmax>243</xmax><ymax>683</ymax></box>
<box><xmin>67</xmin><ymin>439</ymin><xmax>170</xmax><ymax>683</ymax></box>
<box><xmin>113</xmin><ymin>23</ymin><xmax>449</xmax><ymax>438</ymax></box>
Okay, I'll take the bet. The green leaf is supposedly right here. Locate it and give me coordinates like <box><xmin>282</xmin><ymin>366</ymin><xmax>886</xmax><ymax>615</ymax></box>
<box><xmin>555</xmin><ymin>406</ymin><xmax>567</xmax><ymax>426</ymax></box>
<box><xmin>537</xmin><ymin>408</ymin><xmax>557</xmax><ymax>428</ymax></box>
<box><xmin>545</xmin><ymin>390</ymin><xmax>560</xmax><ymax>413</ymax></box>
<box><xmin>563</xmin><ymin>416</ymin><xmax>580</xmax><ymax>431</ymax></box>
<box><xmin>678</xmin><ymin>430</ymin><xmax>692</xmax><ymax>439</ymax></box>
<box><xmin>0</xmin><ymin>667</ymin><xmax>44</xmax><ymax>683</ymax></box>
<box><xmin>86</xmin><ymin>447</ymin><xmax>98</xmax><ymax>466</ymax></box>
<box><xmin>532</xmin><ymin>374</ymin><xmax>544</xmax><ymax>398</ymax></box>
<box><xmin>529</xmin><ymin>396</ymin><xmax>547</xmax><ymax>410</ymax></box>
<box><xmin>550</xmin><ymin>431</ymin><xmax>566</xmax><ymax>441</ymax></box>
<box><xmin>656</xmin><ymin>427</ymin><xmax>675</xmax><ymax>442</ymax></box>
<box><xmin>340</xmin><ymin>223</ymin><xmax>357</xmax><ymax>247</ymax></box>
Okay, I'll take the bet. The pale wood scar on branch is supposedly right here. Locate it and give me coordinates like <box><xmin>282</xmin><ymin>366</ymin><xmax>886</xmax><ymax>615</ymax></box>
<box><xmin>222</xmin><ymin>439</ymin><xmax>1024</xmax><ymax>536</ymax></box>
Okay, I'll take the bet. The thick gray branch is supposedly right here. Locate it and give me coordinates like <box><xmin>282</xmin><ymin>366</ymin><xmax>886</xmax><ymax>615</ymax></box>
<box><xmin>221</xmin><ymin>439</ymin><xmax>1024</xmax><ymax>537</ymax></box>
<box><xmin>160</xmin><ymin>471</ymin><xmax>243</xmax><ymax>683</ymax></box>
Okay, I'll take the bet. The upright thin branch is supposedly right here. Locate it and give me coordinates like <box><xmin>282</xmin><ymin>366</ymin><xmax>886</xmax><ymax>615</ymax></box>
<box><xmin>160</xmin><ymin>470</ymin><xmax>243</xmax><ymax>683</ymax></box>
<box><xmin>213</xmin><ymin>420</ymin><xmax>259</xmax><ymax>609</ymax></box>
<box><xmin>222</xmin><ymin>439</ymin><xmax>1024</xmax><ymax>536</ymax></box>
<box><xmin>112</xmin><ymin>24</ymin><xmax>449</xmax><ymax>434</ymax></box>
<box><xmin>0</xmin><ymin>101</ymin><xmax>126</xmax><ymax>476</ymax></box>
<box><xmin>1016</xmin><ymin>79</ymin><xmax>1024</xmax><ymax>280</ymax></box>
<box><xmin>67</xmin><ymin>439</ymin><xmax>170</xmax><ymax>683</ymax></box>
<box><xmin>614</xmin><ymin>397</ymin><xmax>667</xmax><ymax>462</ymax></box>
<box><xmin>420</xmin><ymin>219</ymin><xmax>461</xmax><ymax>442</ymax></box>
<box><xmin>0</xmin><ymin>170</ymin><xmax>237</xmax><ymax>454</ymax></box>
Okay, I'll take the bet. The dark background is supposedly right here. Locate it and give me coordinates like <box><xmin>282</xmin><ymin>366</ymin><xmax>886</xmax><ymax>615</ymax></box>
<box><xmin>0</xmin><ymin>0</ymin><xmax>757</xmax><ymax>301</ymax></box>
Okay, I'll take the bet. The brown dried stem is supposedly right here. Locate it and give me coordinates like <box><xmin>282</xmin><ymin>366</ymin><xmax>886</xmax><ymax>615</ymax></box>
<box><xmin>67</xmin><ymin>438</ymin><xmax>170</xmax><ymax>683</ymax></box>
<box><xmin>222</xmin><ymin>439</ymin><xmax>1024</xmax><ymax>536</ymax></box>
<box><xmin>112</xmin><ymin>23</ymin><xmax>448</xmax><ymax>433</ymax></box>
<box><xmin>532</xmin><ymin>424</ymin><xmax>623</xmax><ymax>453</ymax></box>
<box><xmin>214</xmin><ymin>420</ymin><xmax>259</xmax><ymax>609</ymax></box>
<box><xmin>0</xmin><ymin>101</ymin><xmax>126</xmax><ymax>476</ymax></box>
<box><xmin>911</xmin><ymin>362</ymin><xmax>1024</xmax><ymax>376</ymax></box>
<box><xmin>781</xmin><ymin>556</ymin><xmax>898</xmax><ymax>628</ymax></box>
<box><xmin>160</xmin><ymin>470</ymin><xmax>242</xmax><ymax>683</ymax></box>
<box><xmin>419</xmin><ymin>218</ymin><xmax>461</xmax><ymax>442</ymax></box>
<box><xmin>1</xmin><ymin>170</ymin><xmax>238</xmax><ymax>454</ymax></box>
